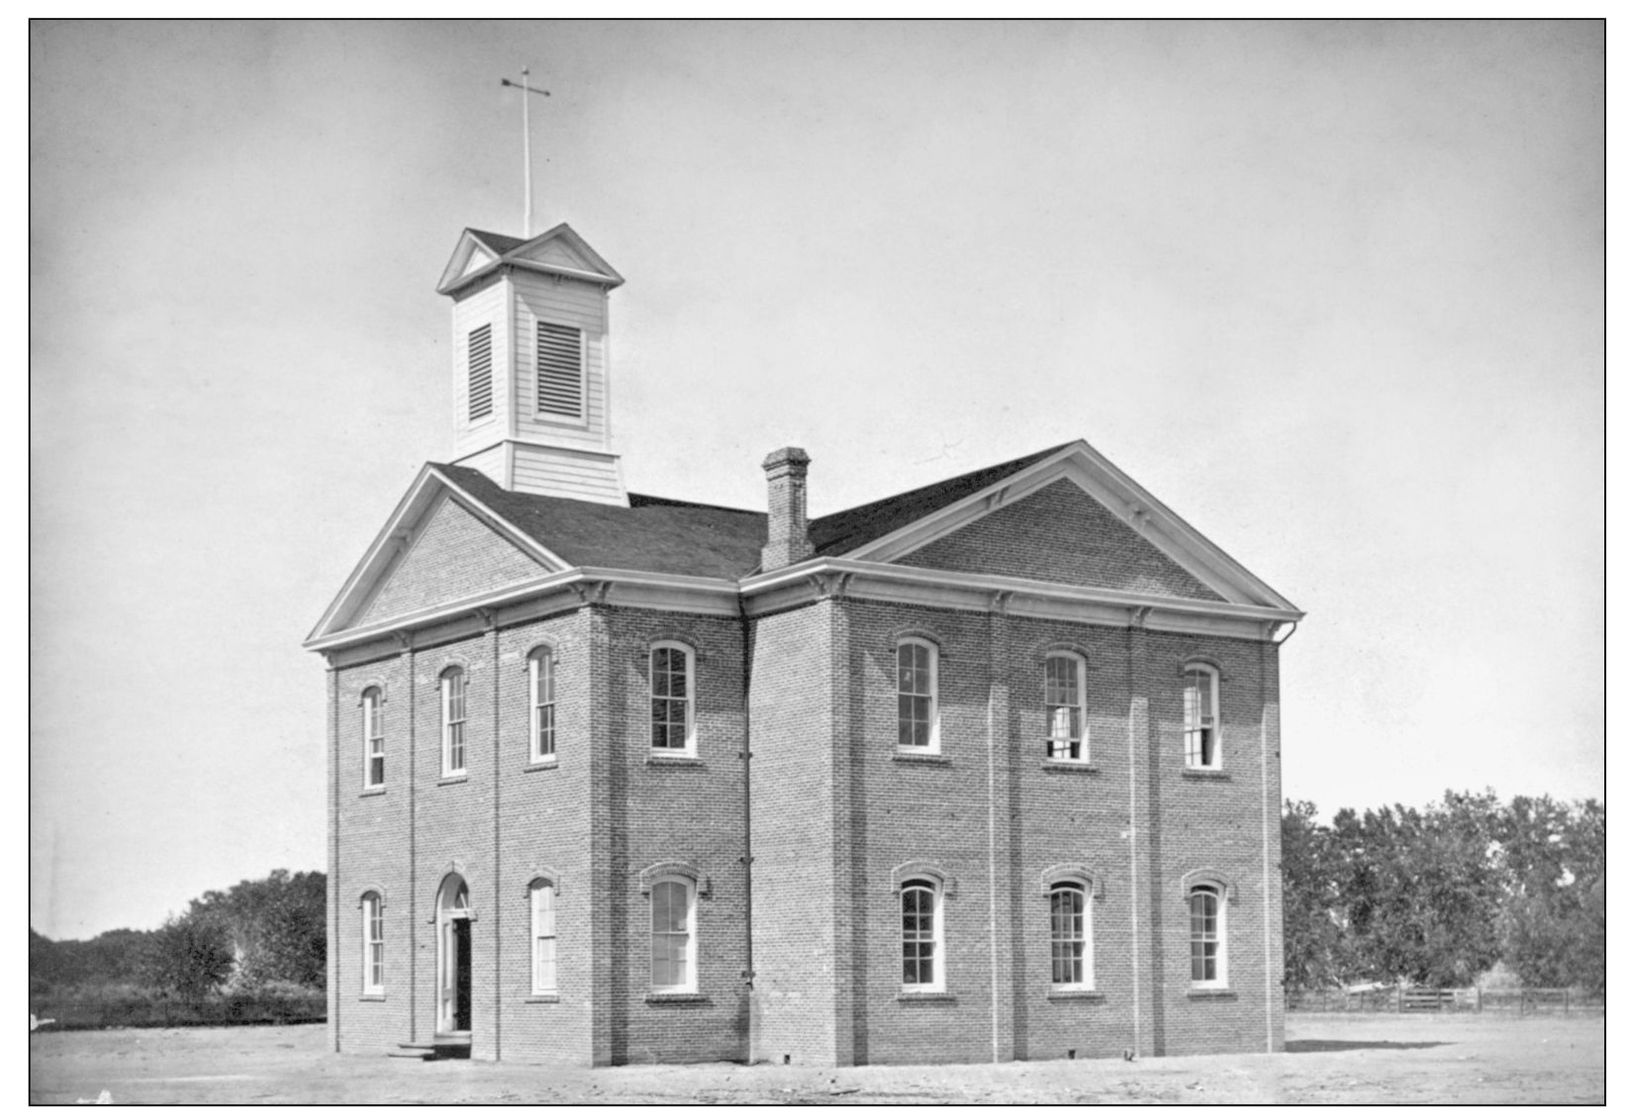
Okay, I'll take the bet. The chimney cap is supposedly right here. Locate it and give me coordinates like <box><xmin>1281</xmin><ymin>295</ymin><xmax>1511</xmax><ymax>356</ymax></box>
<box><xmin>762</xmin><ymin>446</ymin><xmax>811</xmax><ymax>470</ymax></box>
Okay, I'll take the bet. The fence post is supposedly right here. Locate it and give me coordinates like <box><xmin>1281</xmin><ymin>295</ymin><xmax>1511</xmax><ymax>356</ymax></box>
<box><xmin>1564</xmin><ymin>989</ymin><xmax>1569</xmax><ymax>1016</ymax></box>
<box><xmin>1476</xmin><ymin>986</ymin><xmax>1482</xmax><ymax>1013</ymax></box>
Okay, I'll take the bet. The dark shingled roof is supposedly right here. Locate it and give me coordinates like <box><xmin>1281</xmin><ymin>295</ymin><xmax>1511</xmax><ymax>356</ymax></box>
<box><xmin>467</xmin><ymin>229</ymin><xmax>530</xmax><ymax>256</ymax></box>
<box><xmin>807</xmin><ymin>443</ymin><xmax>1071</xmax><ymax>556</ymax></box>
<box><xmin>432</xmin><ymin>443</ymin><xmax>1070</xmax><ymax>579</ymax></box>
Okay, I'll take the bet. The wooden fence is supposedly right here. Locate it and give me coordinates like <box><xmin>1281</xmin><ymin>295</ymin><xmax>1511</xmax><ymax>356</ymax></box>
<box><xmin>1287</xmin><ymin>987</ymin><xmax>1603</xmax><ymax>1015</ymax></box>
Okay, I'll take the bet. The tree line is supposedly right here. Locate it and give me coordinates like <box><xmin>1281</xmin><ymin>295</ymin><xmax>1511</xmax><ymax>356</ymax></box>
<box><xmin>1281</xmin><ymin>791</ymin><xmax>1604</xmax><ymax>993</ymax></box>
<box><xmin>31</xmin><ymin>869</ymin><xmax>326</xmax><ymax>1005</ymax></box>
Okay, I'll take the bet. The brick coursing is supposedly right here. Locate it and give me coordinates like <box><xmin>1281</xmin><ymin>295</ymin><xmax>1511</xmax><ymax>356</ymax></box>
<box><xmin>897</xmin><ymin>480</ymin><xmax>1225</xmax><ymax>601</ymax></box>
<box><xmin>328</xmin><ymin>498</ymin><xmax>1284</xmax><ymax>1066</ymax></box>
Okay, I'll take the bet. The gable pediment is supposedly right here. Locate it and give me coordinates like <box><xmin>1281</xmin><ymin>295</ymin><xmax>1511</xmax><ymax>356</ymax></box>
<box><xmin>306</xmin><ymin>466</ymin><xmax>572</xmax><ymax>645</ymax></box>
<box><xmin>849</xmin><ymin>441</ymin><xmax>1299</xmax><ymax>611</ymax></box>
<box><xmin>897</xmin><ymin>478</ymin><xmax>1226</xmax><ymax>601</ymax></box>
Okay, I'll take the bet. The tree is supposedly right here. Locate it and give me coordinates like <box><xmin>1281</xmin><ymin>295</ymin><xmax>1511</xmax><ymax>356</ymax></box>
<box><xmin>187</xmin><ymin>869</ymin><xmax>326</xmax><ymax>988</ymax></box>
<box><xmin>144</xmin><ymin>915</ymin><xmax>235</xmax><ymax>1003</ymax></box>
<box><xmin>1280</xmin><ymin>800</ymin><xmax>1345</xmax><ymax>989</ymax></box>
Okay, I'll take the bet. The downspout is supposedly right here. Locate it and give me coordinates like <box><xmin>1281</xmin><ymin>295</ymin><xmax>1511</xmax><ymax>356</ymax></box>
<box><xmin>738</xmin><ymin>597</ymin><xmax>755</xmax><ymax>997</ymax></box>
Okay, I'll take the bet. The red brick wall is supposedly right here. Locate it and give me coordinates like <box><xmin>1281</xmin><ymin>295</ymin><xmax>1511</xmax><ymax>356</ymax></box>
<box><xmin>896</xmin><ymin>481</ymin><xmax>1225</xmax><ymax>601</ymax></box>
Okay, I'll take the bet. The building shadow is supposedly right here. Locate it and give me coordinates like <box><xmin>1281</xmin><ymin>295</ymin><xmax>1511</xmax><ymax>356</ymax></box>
<box><xmin>1285</xmin><ymin>1039</ymin><xmax>1451</xmax><ymax>1053</ymax></box>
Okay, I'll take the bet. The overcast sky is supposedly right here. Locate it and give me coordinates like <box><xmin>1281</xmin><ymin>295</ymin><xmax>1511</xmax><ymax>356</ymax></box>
<box><xmin>29</xmin><ymin>20</ymin><xmax>1603</xmax><ymax>940</ymax></box>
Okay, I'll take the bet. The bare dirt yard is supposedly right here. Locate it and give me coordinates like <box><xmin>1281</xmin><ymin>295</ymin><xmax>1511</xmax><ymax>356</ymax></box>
<box><xmin>29</xmin><ymin>1012</ymin><xmax>1604</xmax><ymax>1105</ymax></box>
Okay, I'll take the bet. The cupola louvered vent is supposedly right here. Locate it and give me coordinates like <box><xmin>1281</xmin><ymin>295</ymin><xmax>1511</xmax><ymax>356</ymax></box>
<box><xmin>467</xmin><ymin>324</ymin><xmax>493</xmax><ymax>421</ymax></box>
<box><xmin>536</xmin><ymin>321</ymin><xmax>583</xmax><ymax>419</ymax></box>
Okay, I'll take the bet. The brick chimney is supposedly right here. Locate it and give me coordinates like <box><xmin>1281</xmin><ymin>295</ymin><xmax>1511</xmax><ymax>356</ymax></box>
<box><xmin>760</xmin><ymin>447</ymin><xmax>813</xmax><ymax>570</ymax></box>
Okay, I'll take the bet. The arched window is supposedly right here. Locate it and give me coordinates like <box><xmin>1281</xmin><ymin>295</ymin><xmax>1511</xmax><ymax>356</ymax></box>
<box><xmin>650</xmin><ymin>643</ymin><xmax>695</xmax><ymax>754</ymax></box>
<box><xmin>530</xmin><ymin>879</ymin><xmax>557</xmax><ymax>994</ymax></box>
<box><xmin>528</xmin><ymin>648</ymin><xmax>556</xmax><ymax>762</ymax></box>
<box><xmin>896</xmin><ymin>639</ymin><xmax>939</xmax><ymax>752</ymax></box>
<box><xmin>900</xmin><ymin>878</ymin><xmax>944</xmax><ymax>991</ymax></box>
<box><xmin>361</xmin><ymin>891</ymin><xmax>384</xmax><ymax>995</ymax></box>
<box><xmin>1183</xmin><ymin>663</ymin><xmax>1220</xmax><ymax>769</ymax></box>
<box><xmin>441</xmin><ymin>667</ymin><xmax>467</xmax><ymax>776</ymax></box>
<box><xmin>1189</xmin><ymin>883</ymin><xmax>1226</xmax><ymax>986</ymax></box>
<box><xmin>1049</xmin><ymin>882</ymin><xmax>1091</xmax><ymax>988</ymax></box>
<box><xmin>362</xmin><ymin>687</ymin><xmax>385</xmax><ymax>788</ymax></box>
<box><xmin>1044</xmin><ymin>653</ymin><xmax>1087</xmax><ymax>761</ymax></box>
<box><xmin>650</xmin><ymin>875</ymin><xmax>697</xmax><ymax>992</ymax></box>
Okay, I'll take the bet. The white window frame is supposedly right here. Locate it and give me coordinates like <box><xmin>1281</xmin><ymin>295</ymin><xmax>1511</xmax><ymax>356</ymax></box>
<box><xmin>900</xmin><ymin>878</ymin><xmax>945</xmax><ymax>992</ymax></box>
<box><xmin>1183</xmin><ymin>663</ymin><xmax>1221</xmax><ymax>770</ymax></box>
<box><xmin>362</xmin><ymin>687</ymin><xmax>385</xmax><ymax>788</ymax></box>
<box><xmin>1048</xmin><ymin>881</ymin><xmax>1093</xmax><ymax>989</ymax></box>
<box><xmin>649</xmin><ymin>875</ymin><xmax>698</xmax><ymax>993</ymax></box>
<box><xmin>1044</xmin><ymin>653</ymin><xmax>1088</xmax><ymax>762</ymax></box>
<box><xmin>441</xmin><ymin>668</ymin><xmax>467</xmax><ymax>777</ymax></box>
<box><xmin>362</xmin><ymin>891</ymin><xmax>384</xmax><ymax>995</ymax></box>
<box><xmin>896</xmin><ymin>638</ymin><xmax>940</xmax><ymax>753</ymax></box>
<box><xmin>528</xmin><ymin>647</ymin><xmax>557</xmax><ymax>764</ymax></box>
<box><xmin>649</xmin><ymin>642</ymin><xmax>696</xmax><ymax>756</ymax></box>
<box><xmin>1189</xmin><ymin>884</ymin><xmax>1227</xmax><ymax>988</ymax></box>
<box><xmin>530</xmin><ymin>879</ymin><xmax>557</xmax><ymax>995</ymax></box>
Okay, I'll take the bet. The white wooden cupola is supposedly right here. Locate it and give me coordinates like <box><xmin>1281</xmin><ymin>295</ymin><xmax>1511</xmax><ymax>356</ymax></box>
<box><xmin>436</xmin><ymin>224</ymin><xmax>628</xmax><ymax>505</ymax></box>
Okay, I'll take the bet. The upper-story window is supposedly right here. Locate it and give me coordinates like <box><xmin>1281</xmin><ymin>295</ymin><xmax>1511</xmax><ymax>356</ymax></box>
<box><xmin>1044</xmin><ymin>653</ymin><xmax>1087</xmax><ymax>761</ymax></box>
<box><xmin>528</xmin><ymin>647</ymin><xmax>556</xmax><ymax>763</ymax></box>
<box><xmin>362</xmin><ymin>687</ymin><xmax>385</xmax><ymax>788</ymax></box>
<box><xmin>650</xmin><ymin>643</ymin><xmax>695</xmax><ymax>754</ymax></box>
<box><xmin>467</xmin><ymin>324</ymin><xmax>494</xmax><ymax>422</ymax></box>
<box><xmin>649</xmin><ymin>876</ymin><xmax>697</xmax><ymax>993</ymax></box>
<box><xmin>530</xmin><ymin>879</ymin><xmax>557</xmax><ymax>995</ymax></box>
<box><xmin>1183</xmin><ymin>664</ymin><xmax>1220</xmax><ymax>769</ymax></box>
<box><xmin>441</xmin><ymin>667</ymin><xmax>467</xmax><ymax>776</ymax></box>
<box><xmin>896</xmin><ymin>639</ymin><xmax>939</xmax><ymax>752</ymax></box>
<box><xmin>900</xmin><ymin>878</ymin><xmax>944</xmax><ymax>991</ymax></box>
<box><xmin>1189</xmin><ymin>883</ymin><xmax>1227</xmax><ymax>986</ymax></box>
<box><xmin>1049</xmin><ymin>881</ymin><xmax>1091</xmax><ymax>988</ymax></box>
<box><xmin>536</xmin><ymin>321</ymin><xmax>584</xmax><ymax>419</ymax></box>
<box><xmin>361</xmin><ymin>891</ymin><xmax>384</xmax><ymax>995</ymax></box>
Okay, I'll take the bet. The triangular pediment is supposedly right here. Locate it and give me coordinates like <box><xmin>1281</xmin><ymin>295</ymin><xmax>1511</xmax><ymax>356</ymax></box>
<box><xmin>437</xmin><ymin>224</ymin><xmax>623</xmax><ymax>296</ymax></box>
<box><xmin>513</xmin><ymin>235</ymin><xmax>594</xmax><ymax>273</ymax></box>
<box><xmin>306</xmin><ymin>466</ymin><xmax>572</xmax><ymax>645</ymax></box>
<box><xmin>849</xmin><ymin>441</ymin><xmax>1299</xmax><ymax>611</ymax></box>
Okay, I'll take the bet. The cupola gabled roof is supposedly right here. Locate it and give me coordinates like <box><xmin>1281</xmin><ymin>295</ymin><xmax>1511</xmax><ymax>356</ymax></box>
<box><xmin>436</xmin><ymin>222</ymin><xmax>625</xmax><ymax>296</ymax></box>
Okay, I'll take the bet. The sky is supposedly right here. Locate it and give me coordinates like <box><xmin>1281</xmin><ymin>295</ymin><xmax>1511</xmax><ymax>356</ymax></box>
<box><xmin>28</xmin><ymin>20</ymin><xmax>1603</xmax><ymax>941</ymax></box>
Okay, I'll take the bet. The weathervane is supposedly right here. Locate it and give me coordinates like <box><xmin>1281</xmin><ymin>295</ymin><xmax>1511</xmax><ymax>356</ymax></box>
<box><xmin>500</xmin><ymin>68</ymin><xmax>550</xmax><ymax>238</ymax></box>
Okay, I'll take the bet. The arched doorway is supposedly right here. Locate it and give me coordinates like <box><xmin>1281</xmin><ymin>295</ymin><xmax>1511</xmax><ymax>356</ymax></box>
<box><xmin>436</xmin><ymin>875</ymin><xmax>472</xmax><ymax>1036</ymax></box>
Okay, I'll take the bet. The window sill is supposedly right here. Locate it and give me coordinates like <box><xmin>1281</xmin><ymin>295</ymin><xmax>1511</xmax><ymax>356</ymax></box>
<box><xmin>1181</xmin><ymin>768</ymin><xmax>1230</xmax><ymax>781</ymax></box>
<box><xmin>359</xmin><ymin>786</ymin><xmax>387</xmax><ymax>797</ymax></box>
<box><xmin>524</xmin><ymin>993</ymin><xmax>560</xmax><ymax>1004</ymax></box>
<box><xmin>893</xmin><ymin>751</ymin><xmax>951</xmax><ymax>766</ymax></box>
<box><xmin>896</xmin><ymin>991</ymin><xmax>955</xmax><ymax>1003</ymax></box>
<box><xmin>438</xmin><ymin>775</ymin><xmax>468</xmax><ymax>786</ymax></box>
<box><xmin>1187</xmin><ymin>987</ymin><xmax>1236</xmax><ymax>1000</ymax></box>
<box><xmin>1041</xmin><ymin>760</ymin><xmax>1098</xmax><ymax>774</ymax></box>
<box><xmin>523</xmin><ymin>760</ymin><xmax>560</xmax><ymax>773</ymax></box>
<box><xmin>645</xmin><ymin>992</ymin><xmax>709</xmax><ymax>1005</ymax></box>
<box><xmin>1047</xmin><ymin>988</ymin><xmax>1103</xmax><ymax>1001</ymax></box>
<box><xmin>358</xmin><ymin>993</ymin><xmax>386</xmax><ymax>1002</ymax></box>
<box><xmin>646</xmin><ymin>754</ymin><xmax>703</xmax><ymax>767</ymax></box>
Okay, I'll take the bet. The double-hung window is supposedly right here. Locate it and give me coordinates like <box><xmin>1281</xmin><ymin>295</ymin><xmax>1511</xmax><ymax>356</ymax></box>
<box><xmin>650</xmin><ymin>877</ymin><xmax>696</xmax><ymax>993</ymax></box>
<box><xmin>362</xmin><ymin>687</ymin><xmax>385</xmax><ymax>788</ymax></box>
<box><xmin>529</xmin><ymin>648</ymin><xmax>556</xmax><ymax>763</ymax></box>
<box><xmin>900</xmin><ymin>879</ymin><xmax>944</xmax><ymax>991</ymax></box>
<box><xmin>361</xmin><ymin>891</ymin><xmax>384</xmax><ymax>995</ymax></box>
<box><xmin>441</xmin><ymin>668</ymin><xmax>467</xmax><ymax>776</ymax></box>
<box><xmin>1044</xmin><ymin>654</ymin><xmax>1087</xmax><ymax>760</ymax></box>
<box><xmin>1049</xmin><ymin>882</ymin><xmax>1091</xmax><ymax>988</ymax></box>
<box><xmin>1189</xmin><ymin>884</ymin><xmax>1226</xmax><ymax>986</ymax></box>
<box><xmin>896</xmin><ymin>639</ymin><xmax>939</xmax><ymax>751</ymax></box>
<box><xmin>1183</xmin><ymin>664</ymin><xmax>1220</xmax><ymax>769</ymax></box>
<box><xmin>650</xmin><ymin>643</ymin><xmax>695</xmax><ymax>754</ymax></box>
<box><xmin>530</xmin><ymin>880</ymin><xmax>557</xmax><ymax>995</ymax></box>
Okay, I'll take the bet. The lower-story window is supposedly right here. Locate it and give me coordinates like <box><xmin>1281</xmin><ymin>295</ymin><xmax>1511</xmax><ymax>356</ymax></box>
<box><xmin>1049</xmin><ymin>881</ymin><xmax>1090</xmax><ymax>988</ymax></box>
<box><xmin>900</xmin><ymin>878</ymin><xmax>943</xmax><ymax>991</ymax></box>
<box><xmin>650</xmin><ymin>876</ymin><xmax>696</xmax><ymax>992</ymax></box>
<box><xmin>530</xmin><ymin>879</ymin><xmax>557</xmax><ymax>994</ymax></box>
<box><xmin>361</xmin><ymin>891</ymin><xmax>384</xmax><ymax>994</ymax></box>
<box><xmin>1189</xmin><ymin>883</ymin><xmax>1226</xmax><ymax>986</ymax></box>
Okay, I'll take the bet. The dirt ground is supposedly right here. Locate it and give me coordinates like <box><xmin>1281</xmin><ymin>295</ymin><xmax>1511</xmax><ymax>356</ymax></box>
<box><xmin>29</xmin><ymin>1012</ymin><xmax>1605</xmax><ymax>1105</ymax></box>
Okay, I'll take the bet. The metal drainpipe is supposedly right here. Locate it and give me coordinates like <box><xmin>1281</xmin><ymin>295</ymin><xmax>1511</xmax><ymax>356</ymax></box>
<box><xmin>739</xmin><ymin>601</ymin><xmax>755</xmax><ymax>994</ymax></box>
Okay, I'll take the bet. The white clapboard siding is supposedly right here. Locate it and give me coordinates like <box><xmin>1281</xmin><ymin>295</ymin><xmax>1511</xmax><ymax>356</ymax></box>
<box><xmin>450</xmin><ymin>280</ymin><xmax>508</xmax><ymax>460</ymax></box>
<box><xmin>450</xmin><ymin>443</ymin><xmax>506</xmax><ymax>486</ymax></box>
<box><xmin>511</xmin><ymin>270</ymin><xmax>609</xmax><ymax>453</ymax></box>
<box><xmin>512</xmin><ymin>443</ymin><xmax>624</xmax><ymax>504</ymax></box>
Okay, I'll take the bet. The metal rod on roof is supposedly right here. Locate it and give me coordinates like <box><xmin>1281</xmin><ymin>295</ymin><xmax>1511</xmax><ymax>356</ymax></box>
<box><xmin>501</xmin><ymin>69</ymin><xmax>551</xmax><ymax>238</ymax></box>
